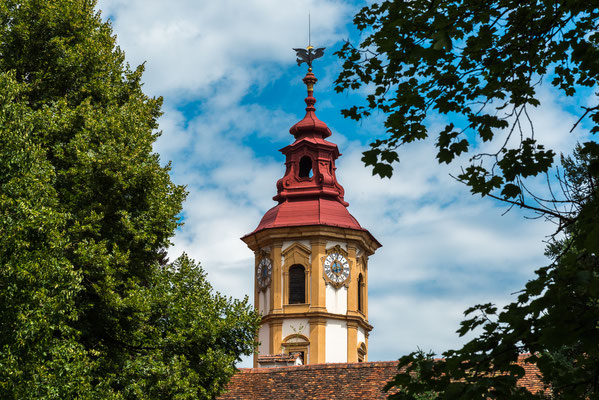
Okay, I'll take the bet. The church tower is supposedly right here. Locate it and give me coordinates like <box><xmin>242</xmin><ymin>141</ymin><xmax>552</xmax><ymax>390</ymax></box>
<box><xmin>241</xmin><ymin>50</ymin><xmax>380</xmax><ymax>367</ymax></box>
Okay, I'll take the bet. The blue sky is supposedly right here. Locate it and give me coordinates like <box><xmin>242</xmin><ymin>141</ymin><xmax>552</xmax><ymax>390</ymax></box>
<box><xmin>96</xmin><ymin>0</ymin><xmax>592</xmax><ymax>367</ymax></box>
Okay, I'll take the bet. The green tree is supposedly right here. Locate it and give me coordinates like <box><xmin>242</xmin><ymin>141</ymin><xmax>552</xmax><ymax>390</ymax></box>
<box><xmin>0</xmin><ymin>1</ymin><xmax>259</xmax><ymax>399</ymax></box>
<box><xmin>335</xmin><ymin>0</ymin><xmax>597</xmax><ymax>201</ymax></box>
<box><xmin>336</xmin><ymin>0</ymin><xmax>599</xmax><ymax>398</ymax></box>
<box><xmin>383</xmin><ymin>148</ymin><xmax>598</xmax><ymax>399</ymax></box>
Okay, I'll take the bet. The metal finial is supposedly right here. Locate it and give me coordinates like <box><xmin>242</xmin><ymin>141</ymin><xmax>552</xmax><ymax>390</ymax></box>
<box><xmin>308</xmin><ymin>11</ymin><xmax>311</xmax><ymax>49</ymax></box>
<box><xmin>293</xmin><ymin>46</ymin><xmax>324</xmax><ymax>69</ymax></box>
<box><xmin>293</xmin><ymin>13</ymin><xmax>325</xmax><ymax>70</ymax></box>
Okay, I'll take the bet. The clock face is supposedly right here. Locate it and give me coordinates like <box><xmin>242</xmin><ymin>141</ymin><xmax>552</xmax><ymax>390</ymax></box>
<box><xmin>323</xmin><ymin>253</ymin><xmax>350</xmax><ymax>284</ymax></box>
<box><xmin>257</xmin><ymin>258</ymin><xmax>272</xmax><ymax>290</ymax></box>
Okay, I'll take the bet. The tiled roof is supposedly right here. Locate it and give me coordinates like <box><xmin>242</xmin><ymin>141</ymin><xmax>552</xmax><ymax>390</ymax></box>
<box><xmin>218</xmin><ymin>361</ymin><xmax>398</xmax><ymax>400</ymax></box>
<box><xmin>516</xmin><ymin>354</ymin><xmax>547</xmax><ymax>395</ymax></box>
<box><xmin>218</xmin><ymin>356</ymin><xmax>546</xmax><ymax>400</ymax></box>
<box><xmin>250</xmin><ymin>198</ymin><xmax>364</xmax><ymax>233</ymax></box>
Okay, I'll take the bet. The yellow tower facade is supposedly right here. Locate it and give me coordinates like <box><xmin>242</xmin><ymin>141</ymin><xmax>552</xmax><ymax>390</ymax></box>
<box><xmin>243</xmin><ymin>225</ymin><xmax>379</xmax><ymax>366</ymax></box>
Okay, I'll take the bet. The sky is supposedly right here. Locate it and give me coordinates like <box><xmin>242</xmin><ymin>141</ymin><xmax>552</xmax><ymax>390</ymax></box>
<box><xmin>95</xmin><ymin>0</ymin><xmax>592</xmax><ymax>367</ymax></box>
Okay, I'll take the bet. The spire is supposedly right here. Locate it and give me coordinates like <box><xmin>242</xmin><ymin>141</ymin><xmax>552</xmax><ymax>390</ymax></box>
<box><xmin>290</xmin><ymin>46</ymin><xmax>331</xmax><ymax>139</ymax></box>
<box><xmin>240</xmin><ymin>43</ymin><xmax>386</xmax><ymax>239</ymax></box>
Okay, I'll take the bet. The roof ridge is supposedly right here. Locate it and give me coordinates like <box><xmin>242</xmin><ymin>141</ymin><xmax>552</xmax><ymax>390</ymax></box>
<box><xmin>236</xmin><ymin>360</ymin><xmax>399</xmax><ymax>374</ymax></box>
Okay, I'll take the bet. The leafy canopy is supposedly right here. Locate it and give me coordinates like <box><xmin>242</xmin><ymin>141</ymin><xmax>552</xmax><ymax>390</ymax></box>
<box><xmin>335</xmin><ymin>0</ymin><xmax>598</xmax><ymax>200</ymax></box>
<box><xmin>384</xmin><ymin>148</ymin><xmax>599</xmax><ymax>399</ymax></box>
<box><xmin>337</xmin><ymin>0</ymin><xmax>599</xmax><ymax>398</ymax></box>
<box><xmin>0</xmin><ymin>1</ymin><xmax>259</xmax><ymax>399</ymax></box>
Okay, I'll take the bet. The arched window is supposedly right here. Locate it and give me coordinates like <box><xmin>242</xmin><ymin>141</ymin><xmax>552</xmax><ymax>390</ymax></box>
<box><xmin>289</xmin><ymin>264</ymin><xmax>306</xmax><ymax>304</ymax></box>
<box><xmin>298</xmin><ymin>156</ymin><xmax>313</xmax><ymax>178</ymax></box>
<box><xmin>282</xmin><ymin>334</ymin><xmax>310</xmax><ymax>365</ymax></box>
<box><xmin>358</xmin><ymin>273</ymin><xmax>364</xmax><ymax>313</ymax></box>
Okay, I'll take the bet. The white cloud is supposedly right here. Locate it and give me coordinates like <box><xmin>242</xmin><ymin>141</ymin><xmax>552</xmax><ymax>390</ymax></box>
<box><xmin>368</xmin><ymin>292</ymin><xmax>512</xmax><ymax>360</ymax></box>
<box><xmin>97</xmin><ymin>0</ymin><xmax>354</xmax><ymax>100</ymax></box>
<box><xmin>331</xmin><ymin>134</ymin><xmax>554</xmax><ymax>362</ymax></box>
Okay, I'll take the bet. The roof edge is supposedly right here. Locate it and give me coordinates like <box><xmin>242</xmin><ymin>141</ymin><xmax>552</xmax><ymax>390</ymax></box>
<box><xmin>241</xmin><ymin>224</ymin><xmax>382</xmax><ymax>252</ymax></box>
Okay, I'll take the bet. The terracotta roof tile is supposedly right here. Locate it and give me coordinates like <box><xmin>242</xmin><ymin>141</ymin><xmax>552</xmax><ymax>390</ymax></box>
<box><xmin>516</xmin><ymin>354</ymin><xmax>548</xmax><ymax>395</ymax></box>
<box><xmin>219</xmin><ymin>361</ymin><xmax>399</xmax><ymax>400</ymax></box>
<box><xmin>218</xmin><ymin>357</ymin><xmax>546</xmax><ymax>400</ymax></box>
<box><xmin>249</xmin><ymin>199</ymin><xmax>364</xmax><ymax>233</ymax></box>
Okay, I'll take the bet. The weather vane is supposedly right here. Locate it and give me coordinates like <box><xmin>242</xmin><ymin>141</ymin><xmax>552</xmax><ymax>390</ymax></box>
<box><xmin>293</xmin><ymin>12</ymin><xmax>325</xmax><ymax>70</ymax></box>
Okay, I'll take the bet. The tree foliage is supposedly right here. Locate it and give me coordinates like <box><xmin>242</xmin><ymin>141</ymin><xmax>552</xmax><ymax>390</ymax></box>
<box><xmin>335</xmin><ymin>0</ymin><xmax>598</xmax><ymax>208</ymax></box>
<box><xmin>336</xmin><ymin>0</ymin><xmax>599</xmax><ymax>398</ymax></box>
<box><xmin>0</xmin><ymin>1</ymin><xmax>259</xmax><ymax>399</ymax></box>
<box><xmin>384</xmin><ymin>148</ymin><xmax>598</xmax><ymax>399</ymax></box>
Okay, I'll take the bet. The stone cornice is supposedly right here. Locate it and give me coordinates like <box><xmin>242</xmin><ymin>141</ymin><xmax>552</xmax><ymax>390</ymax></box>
<box><xmin>261</xmin><ymin>310</ymin><xmax>373</xmax><ymax>333</ymax></box>
<box><xmin>242</xmin><ymin>225</ymin><xmax>380</xmax><ymax>255</ymax></box>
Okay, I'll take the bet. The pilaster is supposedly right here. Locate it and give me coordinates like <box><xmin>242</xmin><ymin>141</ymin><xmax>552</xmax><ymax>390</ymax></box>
<box><xmin>346</xmin><ymin>244</ymin><xmax>358</xmax><ymax>317</ymax></box>
<box><xmin>309</xmin><ymin>317</ymin><xmax>326</xmax><ymax>364</ymax></box>
<box><xmin>269</xmin><ymin>320</ymin><xmax>283</xmax><ymax>355</ymax></box>
<box><xmin>310</xmin><ymin>239</ymin><xmax>327</xmax><ymax>312</ymax></box>
<box><xmin>254</xmin><ymin>255</ymin><xmax>260</xmax><ymax>312</ymax></box>
<box><xmin>271</xmin><ymin>243</ymin><xmax>282</xmax><ymax>313</ymax></box>
<box><xmin>363</xmin><ymin>259</ymin><xmax>369</xmax><ymax>320</ymax></box>
<box><xmin>347</xmin><ymin>321</ymin><xmax>358</xmax><ymax>362</ymax></box>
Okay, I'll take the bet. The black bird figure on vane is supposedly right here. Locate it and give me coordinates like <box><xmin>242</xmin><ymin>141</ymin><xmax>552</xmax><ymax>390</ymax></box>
<box><xmin>293</xmin><ymin>46</ymin><xmax>325</xmax><ymax>68</ymax></box>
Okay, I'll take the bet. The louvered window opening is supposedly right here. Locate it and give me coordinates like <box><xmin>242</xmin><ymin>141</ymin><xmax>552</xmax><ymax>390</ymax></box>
<box><xmin>289</xmin><ymin>265</ymin><xmax>305</xmax><ymax>304</ymax></box>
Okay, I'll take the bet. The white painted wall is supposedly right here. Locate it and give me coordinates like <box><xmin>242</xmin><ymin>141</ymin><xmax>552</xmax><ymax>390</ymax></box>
<box><xmin>325</xmin><ymin>320</ymin><xmax>347</xmax><ymax>362</ymax></box>
<box><xmin>265</xmin><ymin>287</ymin><xmax>270</xmax><ymax>313</ymax></box>
<box><xmin>325</xmin><ymin>284</ymin><xmax>347</xmax><ymax>314</ymax></box>
<box><xmin>282</xmin><ymin>318</ymin><xmax>309</xmax><ymax>340</ymax></box>
<box><xmin>258</xmin><ymin>290</ymin><xmax>265</xmax><ymax>315</ymax></box>
<box><xmin>257</xmin><ymin>290</ymin><xmax>262</xmax><ymax>315</ymax></box>
<box><xmin>326</xmin><ymin>241</ymin><xmax>347</xmax><ymax>251</ymax></box>
<box><xmin>357</xmin><ymin>326</ymin><xmax>366</xmax><ymax>346</ymax></box>
<box><xmin>258</xmin><ymin>288</ymin><xmax>270</xmax><ymax>315</ymax></box>
<box><xmin>258</xmin><ymin>325</ymin><xmax>269</xmax><ymax>356</ymax></box>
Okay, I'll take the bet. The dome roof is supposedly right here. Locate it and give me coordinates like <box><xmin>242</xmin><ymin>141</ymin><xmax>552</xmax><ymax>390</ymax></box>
<box><xmin>251</xmin><ymin>198</ymin><xmax>364</xmax><ymax>233</ymax></box>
